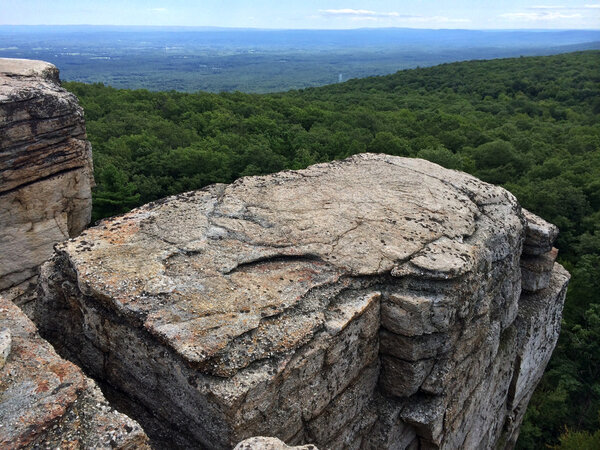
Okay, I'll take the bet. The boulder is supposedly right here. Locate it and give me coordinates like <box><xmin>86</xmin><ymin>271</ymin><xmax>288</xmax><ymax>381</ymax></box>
<box><xmin>35</xmin><ymin>154</ymin><xmax>569</xmax><ymax>449</ymax></box>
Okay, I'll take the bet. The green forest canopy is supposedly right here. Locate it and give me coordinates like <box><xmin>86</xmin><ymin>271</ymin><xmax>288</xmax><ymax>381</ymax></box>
<box><xmin>64</xmin><ymin>50</ymin><xmax>600</xmax><ymax>448</ymax></box>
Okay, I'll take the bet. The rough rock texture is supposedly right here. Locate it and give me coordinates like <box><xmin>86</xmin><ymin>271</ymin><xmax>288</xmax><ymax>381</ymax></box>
<box><xmin>35</xmin><ymin>154</ymin><xmax>569</xmax><ymax>449</ymax></box>
<box><xmin>234</xmin><ymin>437</ymin><xmax>318</xmax><ymax>450</ymax></box>
<box><xmin>0</xmin><ymin>295</ymin><xmax>149</xmax><ymax>449</ymax></box>
<box><xmin>0</xmin><ymin>328</ymin><xmax>10</xmax><ymax>370</ymax></box>
<box><xmin>0</xmin><ymin>58</ymin><xmax>93</xmax><ymax>302</ymax></box>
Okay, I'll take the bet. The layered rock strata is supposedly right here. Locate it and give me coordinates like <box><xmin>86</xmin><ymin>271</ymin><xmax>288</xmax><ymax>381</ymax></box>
<box><xmin>0</xmin><ymin>295</ymin><xmax>149</xmax><ymax>448</ymax></box>
<box><xmin>0</xmin><ymin>58</ymin><xmax>93</xmax><ymax>303</ymax></box>
<box><xmin>35</xmin><ymin>154</ymin><xmax>569</xmax><ymax>449</ymax></box>
<box><xmin>520</xmin><ymin>210</ymin><xmax>559</xmax><ymax>293</ymax></box>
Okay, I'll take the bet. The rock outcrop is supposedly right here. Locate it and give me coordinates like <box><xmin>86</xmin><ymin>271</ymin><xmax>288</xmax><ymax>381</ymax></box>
<box><xmin>34</xmin><ymin>154</ymin><xmax>569</xmax><ymax>449</ymax></box>
<box><xmin>0</xmin><ymin>58</ymin><xmax>150</xmax><ymax>449</ymax></box>
<box><xmin>0</xmin><ymin>295</ymin><xmax>149</xmax><ymax>448</ymax></box>
<box><xmin>0</xmin><ymin>58</ymin><xmax>93</xmax><ymax>304</ymax></box>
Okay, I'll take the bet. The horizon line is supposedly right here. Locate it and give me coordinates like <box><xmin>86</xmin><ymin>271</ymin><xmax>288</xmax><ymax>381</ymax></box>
<box><xmin>1</xmin><ymin>24</ymin><xmax>599</xmax><ymax>32</ymax></box>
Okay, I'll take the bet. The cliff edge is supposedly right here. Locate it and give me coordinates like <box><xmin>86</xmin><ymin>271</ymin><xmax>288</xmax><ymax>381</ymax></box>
<box><xmin>0</xmin><ymin>58</ymin><xmax>152</xmax><ymax>449</ymax></box>
<box><xmin>34</xmin><ymin>153</ymin><xmax>569</xmax><ymax>449</ymax></box>
<box><xmin>0</xmin><ymin>58</ymin><xmax>93</xmax><ymax>303</ymax></box>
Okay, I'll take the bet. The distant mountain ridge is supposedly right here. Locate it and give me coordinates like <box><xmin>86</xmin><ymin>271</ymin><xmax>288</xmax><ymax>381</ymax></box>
<box><xmin>0</xmin><ymin>26</ymin><xmax>599</xmax><ymax>92</ymax></box>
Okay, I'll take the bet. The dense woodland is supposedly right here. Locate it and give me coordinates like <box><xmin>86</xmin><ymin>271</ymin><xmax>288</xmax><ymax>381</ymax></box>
<box><xmin>64</xmin><ymin>50</ymin><xmax>600</xmax><ymax>448</ymax></box>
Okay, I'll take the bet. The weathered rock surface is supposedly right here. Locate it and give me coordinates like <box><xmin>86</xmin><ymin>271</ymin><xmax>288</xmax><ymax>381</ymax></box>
<box><xmin>234</xmin><ymin>436</ymin><xmax>318</xmax><ymax>450</ymax></box>
<box><xmin>0</xmin><ymin>295</ymin><xmax>149</xmax><ymax>449</ymax></box>
<box><xmin>35</xmin><ymin>154</ymin><xmax>570</xmax><ymax>449</ymax></box>
<box><xmin>0</xmin><ymin>328</ymin><xmax>10</xmax><ymax>370</ymax></box>
<box><xmin>0</xmin><ymin>58</ymin><xmax>93</xmax><ymax>301</ymax></box>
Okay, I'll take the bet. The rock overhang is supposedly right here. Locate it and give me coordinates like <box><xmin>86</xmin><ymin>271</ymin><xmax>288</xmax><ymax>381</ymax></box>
<box><xmin>53</xmin><ymin>153</ymin><xmax>523</xmax><ymax>379</ymax></box>
<box><xmin>0</xmin><ymin>58</ymin><xmax>59</xmax><ymax>82</ymax></box>
<box><xmin>0</xmin><ymin>58</ymin><xmax>88</xmax><ymax>192</ymax></box>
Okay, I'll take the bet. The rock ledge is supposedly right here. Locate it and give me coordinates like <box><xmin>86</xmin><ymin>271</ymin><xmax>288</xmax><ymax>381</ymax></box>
<box><xmin>36</xmin><ymin>154</ymin><xmax>569</xmax><ymax>449</ymax></box>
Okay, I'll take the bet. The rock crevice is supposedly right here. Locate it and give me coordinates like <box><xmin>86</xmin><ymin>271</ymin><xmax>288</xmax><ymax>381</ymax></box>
<box><xmin>0</xmin><ymin>59</ymin><xmax>153</xmax><ymax>449</ymax></box>
<box><xmin>0</xmin><ymin>295</ymin><xmax>149</xmax><ymax>448</ymax></box>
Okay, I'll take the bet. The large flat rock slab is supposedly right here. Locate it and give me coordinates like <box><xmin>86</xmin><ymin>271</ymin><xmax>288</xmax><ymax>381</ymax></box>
<box><xmin>36</xmin><ymin>154</ymin><xmax>569</xmax><ymax>449</ymax></box>
<box><xmin>0</xmin><ymin>58</ymin><xmax>59</xmax><ymax>81</ymax></box>
<box><xmin>49</xmin><ymin>154</ymin><xmax>517</xmax><ymax>375</ymax></box>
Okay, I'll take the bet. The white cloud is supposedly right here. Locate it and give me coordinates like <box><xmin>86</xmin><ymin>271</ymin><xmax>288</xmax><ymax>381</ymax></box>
<box><xmin>318</xmin><ymin>9</ymin><xmax>469</xmax><ymax>23</ymax></box>
<box><xmin>530</xmin><ymin>4</ymin><xmax>600</xmax><ymax>10</ymax></box>
<box><xmin>501</xmin><ymin>3</ymin><xmax>600</xmax><ymax>20</ymax></box>
<box><xmin>319</xmin><ymin>9</ymin><xmax>401</xmax><ymax>18</ymax></box>
<box><xmin>405</xmin><ymin>16</ymin><xmax>471</xmax><ymax>23</ymax></box>
<box><xmin>500</xmin><ymin>11</ymin><xmax>581</xmax><ymax>20</ymax></box>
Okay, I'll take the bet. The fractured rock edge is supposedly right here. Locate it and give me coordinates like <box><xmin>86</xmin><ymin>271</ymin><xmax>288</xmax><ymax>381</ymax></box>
<box><xmin>32</xmin><ymin>153</ymin><xmax>570</xmax><ymax>449</ymax></box>
<box><xmin>500</xmin><ymin>263</ymin><xmax>570</xmax><ymax>448</ymax></box>
<box><xmin>0</xmin><ymin>295</ymin><xmax>149</xmax><ymax>449</ymax></box>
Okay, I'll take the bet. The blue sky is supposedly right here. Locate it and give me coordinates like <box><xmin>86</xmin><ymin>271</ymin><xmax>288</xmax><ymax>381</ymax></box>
<box><xmin>1</xmin><ymin>1</ymin><xmax>599</xmax><ymax>29</ymax></box>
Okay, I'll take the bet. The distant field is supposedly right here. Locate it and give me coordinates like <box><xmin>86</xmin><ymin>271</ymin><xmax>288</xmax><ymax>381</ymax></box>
<box><xmin>1</xmin><ymin>26</ymin><xmax>599</xmax><ymax>92</ymax></box>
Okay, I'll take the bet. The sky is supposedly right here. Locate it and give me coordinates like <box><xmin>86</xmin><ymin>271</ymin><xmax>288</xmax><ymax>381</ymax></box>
<box><xmin>1</xmin><ymin>1</ymin><xmax>599</xmax><ymax>29</ymax></box>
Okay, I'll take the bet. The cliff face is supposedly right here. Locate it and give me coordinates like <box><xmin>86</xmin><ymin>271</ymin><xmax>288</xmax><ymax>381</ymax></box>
<box><xmin>0</xmin><ymin>58</ymin><xmax>93</xmax><ymax>301</ymax></box>
<box><xmin>34</xmin><ymin>154</ymin><xmax>569</xmax><ymax>449</ymax></box>
<box><xmin>0</xmin><ymin>58</ymin><xmax>150</xmax><ymax>449</ymax></box>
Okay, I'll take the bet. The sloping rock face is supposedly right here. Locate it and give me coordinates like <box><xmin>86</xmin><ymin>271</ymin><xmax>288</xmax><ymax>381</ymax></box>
<box><xmin>0</xmin><ymin>58</ymin><xmax>93</xmax><ymax>303</ymax></box>
<box><xmin>35</xmin><ymin>154</ymin><xmax>569</xmax><ymax>449</ymax></box>
<box><xmin>0</xmin><ymin>295</ymin><xmax>149</xmax><ymax>448</ymax></box>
